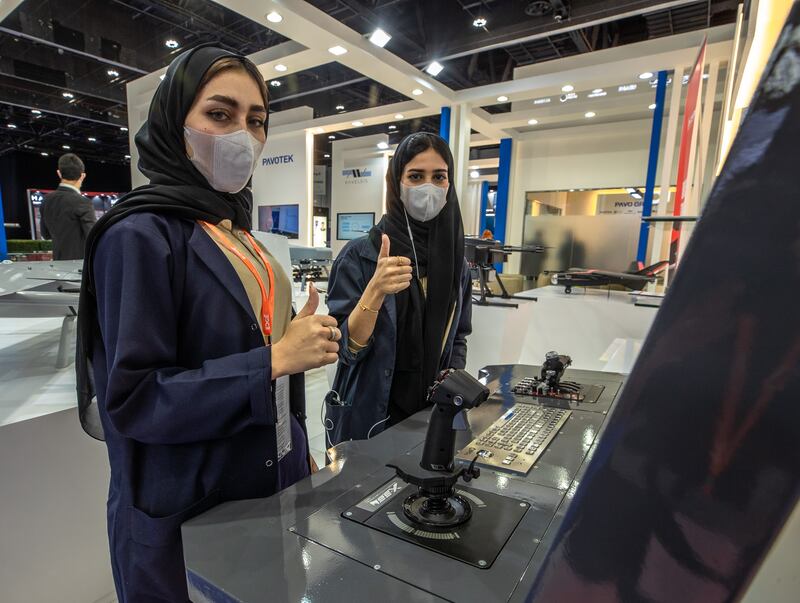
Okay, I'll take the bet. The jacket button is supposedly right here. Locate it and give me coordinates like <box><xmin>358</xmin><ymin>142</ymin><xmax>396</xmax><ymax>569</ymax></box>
<box><xmin>251</xmin><ymin>323</ymin><xmax>259</xmax><ymax>332</ymax></box>
<box><xmin>265</xmin><ymin>459</ymin><xmax>274</xmax><ymax>467</ymax></box>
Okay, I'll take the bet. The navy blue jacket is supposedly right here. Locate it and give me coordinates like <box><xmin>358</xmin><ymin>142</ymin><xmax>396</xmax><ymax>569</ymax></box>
<box><xmin>325</xmin><ymin>236</ymin><xmax>472</xmax><ymax>444</ymax></box>
<box><xmin>91</xmin><ymin>212</ymin><xmax>309</xmax><ymax>602</ymax></box>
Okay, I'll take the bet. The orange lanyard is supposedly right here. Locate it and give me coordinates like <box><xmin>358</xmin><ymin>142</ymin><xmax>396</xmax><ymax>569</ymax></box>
<box><xmin>200</xmin><ymin>221</ymin><xmax>275</xmax><ymax>338</ymax></box>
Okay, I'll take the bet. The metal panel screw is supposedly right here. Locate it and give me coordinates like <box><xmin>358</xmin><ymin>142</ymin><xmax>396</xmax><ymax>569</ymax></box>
<box><xmin>478</xmin><ymin>560</ymin><xmax>487</xmax><ymax>567</ymax></box>
<box><xmin>520</xmin><ymin>502</ymin><xmax>527</xmax><ymax>507</ymax></box>
<box><xmin>345</xmin><ymin>512</ymin><xmax>352</xmax><ymax>517</ymax></box>
<box><xmin>534</xmin><ymin>538</ymin><xmax>540</xmax><ymax>544</ymax></box>
<box><xmin>289</xmin><ymin>527</ymin><xmax>296</xmax><ymax>532</ymax></box>
<box><xmin>374</xmin><ymin>564</ymin><xmax>381</xmax><ymax>571</ymax></box>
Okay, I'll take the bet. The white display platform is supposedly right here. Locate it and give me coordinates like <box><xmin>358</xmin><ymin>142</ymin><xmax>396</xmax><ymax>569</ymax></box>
<box><xmin>466</xmin><ymin>285</ymin><xmax>659</xmax><ymax>376</ymax></box>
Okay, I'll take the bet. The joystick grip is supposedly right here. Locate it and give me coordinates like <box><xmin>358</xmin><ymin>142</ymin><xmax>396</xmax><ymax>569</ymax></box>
<box><xmin>420</xmin><ymin>403</ymin><xmax>459</xmax><ymax>472</ymax></box>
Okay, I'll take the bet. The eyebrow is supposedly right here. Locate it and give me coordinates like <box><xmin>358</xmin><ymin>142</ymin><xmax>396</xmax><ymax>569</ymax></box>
<box><xmin>206</xmin><ymin>94</ymin><xmax>267</xmax><ymax>113</ymax></box>
<box><xmin>408</xmin><ymin>168</ymin><xmax>448</xmax><ymax>173</ymax></box>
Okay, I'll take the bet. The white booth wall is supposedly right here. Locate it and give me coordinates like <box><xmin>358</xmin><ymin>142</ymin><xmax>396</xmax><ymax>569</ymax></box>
<box><xmin>330</xmin><ymin>134</ymin><xmax>389</xmax><ymax>257</ymax></box>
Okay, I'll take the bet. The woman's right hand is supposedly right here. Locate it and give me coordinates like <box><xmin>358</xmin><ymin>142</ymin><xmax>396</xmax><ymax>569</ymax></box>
<box><xmin>367</xmin><ymin>234</ymin><xmax>413</xmax><ymax>297</ymax></box>
<box><xmin>271</xmin><ymin>283</ymin><xmax>340</xmax><ymax>378</ymax></box>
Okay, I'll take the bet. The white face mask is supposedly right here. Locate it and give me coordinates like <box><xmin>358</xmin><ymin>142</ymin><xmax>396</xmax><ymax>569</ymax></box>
<box><xmin>400</xmin><ymin>182</ymin><xmax>448</xmax><ymax>222</ymax></box>
<box><xmin>184</xmin><ymin>126</ymin><xmax>265</xmax><ymax>193</ymax></box>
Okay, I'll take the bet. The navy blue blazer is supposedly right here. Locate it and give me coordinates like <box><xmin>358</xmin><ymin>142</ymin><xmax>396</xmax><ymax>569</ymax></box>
<box><xmin>91</xmin><ymin>212</ymin><xmax>309</xmax><ymax>602</ymax></box>
<box><xmin>325</xmin><ymin>236</ymin><xmax>472</xmax><ymax>445</ymax></box>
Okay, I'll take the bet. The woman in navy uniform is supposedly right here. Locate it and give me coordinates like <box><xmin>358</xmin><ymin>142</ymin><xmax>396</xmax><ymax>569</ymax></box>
<box><xmin>325</xmin><ymin>133</ymin><xmax>472</xmax><ymax>445</ymax></box>
<box><xmin>77</xmin><ymin>46</ymin><xmax>341</xmax><ymax>602</ymax></box>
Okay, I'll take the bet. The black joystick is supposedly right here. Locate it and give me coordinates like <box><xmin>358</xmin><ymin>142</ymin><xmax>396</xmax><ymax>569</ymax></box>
<box><xmin>388</xmin><ymin>369</ymin><xmax>490</xmax><ymax>529</ymax></box>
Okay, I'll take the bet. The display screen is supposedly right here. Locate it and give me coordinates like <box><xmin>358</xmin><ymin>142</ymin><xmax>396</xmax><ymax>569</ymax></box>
<box><xmin>28</xmin><ymin>189</ymin><xmax>123</xmax><ymax>239</ymax></box>
<box><xmin>337</xmin><ymin>213</ymin><xmax>375</xmax><ymax>240</ymax></box>
<box><xmin>258</xmin><ymin>204</ymin><xmax>299</xmax><ymax>239</ymax></box>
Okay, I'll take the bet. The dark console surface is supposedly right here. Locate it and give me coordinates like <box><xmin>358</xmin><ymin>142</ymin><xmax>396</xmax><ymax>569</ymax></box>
<box><xmin>182</xmin><ymin>366</ymin><xmax>624</xmax><ymax>602</ymax></box>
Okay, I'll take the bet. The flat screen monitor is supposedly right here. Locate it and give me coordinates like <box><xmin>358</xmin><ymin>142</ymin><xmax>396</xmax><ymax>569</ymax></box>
<box><xmin>337</xmin><ymin>212</ymin><xmax>375</xmax><ymax>240</ymax></box>
<box><xmin>258</xmin><ymin>204</ymin><xmax>299</xmax><ymax>239</ymax></box>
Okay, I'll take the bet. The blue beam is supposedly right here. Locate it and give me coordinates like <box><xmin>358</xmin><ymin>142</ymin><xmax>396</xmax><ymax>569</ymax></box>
<box><xmin>439</xmin><ymin>106</ymin><xmax>451</xmax><ymax>143</ymax></box>
<box><xmin>637</xmin><ymin>70</ymin><xmax>668</xmax><ymax>265</ymax></box>
<box><xmin>478</xmin><ymin>180</ymin><xmax>490</xmax><ymax>235</ymax></box>
<box><xmin>495</xmin><ymin>137</ymin><xmax>513</xmax><ymax>273</ymax></box>
<box><xmin>0</xmin><ymin>183</ymin><xmax>7</xmax><ymax>261</ymax></box>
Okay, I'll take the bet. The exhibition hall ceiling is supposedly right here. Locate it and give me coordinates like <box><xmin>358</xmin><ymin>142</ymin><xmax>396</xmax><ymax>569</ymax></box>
<box><xmin>0</xmin><ymin>0</ymin><xmax>738</xmax><ymax>164</ymax></box>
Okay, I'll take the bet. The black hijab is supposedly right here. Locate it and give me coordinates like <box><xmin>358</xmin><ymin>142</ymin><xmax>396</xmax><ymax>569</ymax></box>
<box><xmin>369</xmin><ymin>133</ymin><xmax>465</xmax><ymax>421</ymax></box>
<box><xmin>76</xmin><ymin>45</ymin><xmax>269</xmax><ymax>439</ymax></box>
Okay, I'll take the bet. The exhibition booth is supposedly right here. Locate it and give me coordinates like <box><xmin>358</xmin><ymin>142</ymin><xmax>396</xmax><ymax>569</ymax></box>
<box><xmin>1</xmin><ymin>0</ymin><xmax>798</xmax><ymax>602</ymax></box>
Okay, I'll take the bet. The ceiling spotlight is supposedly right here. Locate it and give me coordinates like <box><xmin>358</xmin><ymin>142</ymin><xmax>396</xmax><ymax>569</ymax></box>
<box><xmin>426</xmin><ymin>61</ymin><xmax>444</xmax><ymax>77</ymax></box>
<box><xmin>473</xmin><ymin>17</ymin><xmax>487</xmax><ymax>28</ymax></box>
<box><xmin>470</xmin><ymin>170</ymin><xmax>480</xmax><ymax>178</ymax></box>
<box><xmin>618</xmin><ymin>84</ymin><xmax>637</xmax><ymax>92</ymax></box>
<box><xmin>328</xmin><ymin>135</ymin><xmax>336</xmax><ymax>140</ymax></box>
<box><xmin>588</xmin><ymin>90</ymin><xmax>607</xmax><ymax>98</ymax></box>
<box><xmin>165</xmin><ymin>39</ymin><xmax>179</xmax><ymax>49</ymax></box>
<box><xmin>412</xmin><ymin>88</ymin><xmax>423</xmax><ymax>96</ymax></box>
<box><xmin>497</xmin><ymin>95</ymin><xmax>509</xmax><ymax>102</ymax></box>
<box><xmin>560</xmin><ymin>92</ymin><xmax>578</xmax><ymax>102</ymax></box>
<box><xmin>533</xmin><ymin>98</ymin><xmax>551</xmax><ymax>105</ymax></box>
<box><xmin>352</xmin><ymin>121</ymin><xmax>364</xmax><ymax>127</ymax></box>
<box><xmin>649</xmin><ymin>103</ymin><xmax>657</xmax><ymax>110</ymax></box>
<box><xmin>561</xmin><ymin>84</ymin><xmax>574</xmax><ymax>92</ymax></box>
<box><xmin>266</xmin><ymin>11</ymin><xmax>283</xmax><ymax>23</ymax></box>
<box><xmin>270</xmin><ymin>80</ymin><xmax>281</xmax><ymax>87</ymax></box>
<box><xmin>528</xmin><ymin>118</ymin><xmax>538</xmax><ymax>125</ymax></box>
<box><xmin>639</xmin><ymin>71</ymin><xmax>654</xmax><ymax>80</ymax></box>
<box><xmin>120</xmin><ymin>126</ymin><xmax>128</xmax><ymax>132</ymax></box>
<box><xmin>377</xmin><ymin>141</ymin><xmax>389</xmax><ymax>150</ymax></box>
<box><xmin>388</xmin><ymin>125</ymin><xmax>397</xmax><ymax>130</ymax></box>
<box><xmin>62</xmin><ymin>145</ymin><xmax>70</xmax><ymax>150</ymax></box>
<box><xmin>324</xmin><ymin>153</ymin><xmax>331</xmax><ymax>158</ymax></box>
<box><xmin>328</xmin><ymin>45</ymin><xmax>348</xmax><ymax>56</ymax></box>
<box><xmin>62</xmin><ymin>91</ymin><xmax>74</xmax><ymax>99</ymax></box>
<box><xmin>107</xmin><ymin>69</ymin><xmax>120</xmax><ymax>77</ymax></box>
<box><xmin>7</xmin><ymin>123</ymin><xmax>16</xmax><ymax>129</ymax></box>
<box><xmin>394</xmin><ymin>113</ymin><xmax>404</xmax><ymax>119</ymax></box>
<box><xmin>336</xmin><ymin>104</ymin><xmax>345</xmax><ymax>111</ymax></box>
<box><xmin>274</xmin><ymin>64</ymin><xmax>288</xmax><ymax>72</ymax></box>
<box><xmin>31</xmin><ymin>109</ymin><xmax>41</xmax><ymax>114</ymax></box>
<box><xmin>585</xmin><ymin>111</ymin><xmax>596</xmax><ymax>118</ymax></box>
<box><xmin>369</xmin><ymin>28</ymin><xmax>391</xmax><ymax>48</ymax></box>
<box><xmin>88</xmin><ymin>137</ymin><xmax>97</xmax><ymax>142</ymax></box>
<box><xmin>41</xmin><ymin>152</ymin><xmax>49</xmax><ymax>156</ymax></box>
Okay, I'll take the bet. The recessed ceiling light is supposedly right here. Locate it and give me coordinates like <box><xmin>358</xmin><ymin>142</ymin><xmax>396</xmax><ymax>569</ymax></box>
<box><xmin>388</xmin><ymin>125</ymin><xmax>397</xmax><ymax>130</ymax></box>
<box><xmin>328</xmin><ymin>46</ymin><xmax>348</xmax><ymax>56</ymax></box>
<box><xmin>426</xmin><ymin>61</ymin><xmax>444</xmax><ymax>76</ymax></box>
<box><xmin>107</xmin><ymin>69</ymin><xmax>120</xmax><ymax>77</ymax></box>
<box><xmin>369</xmin><ymin>28</ymin><xmax>391</xmax><ymax>48</ymax></box>
<box><xmin>649</xmin><ymin>103</ymin><xmax>657</xmax><ymax>110</ymax></box>
<box><xmin>31</xmin><ymin>109</ymin><xmax>41</xmax><ymax>114</ymax></box>
<box><xmin>336</xmin><ymin>104</ymin><xmax>345</xmax><ymax>111</ymax></box>
<box><xmin>497</xmin><ymin>95</ymin><xmax>509</xmax><ymax>102</ymax></box>
<box><xmin>592</xmin><ymin>88</ymin><xmax>603</xmax><ymax>94</ymax></box>
<box><xmin>470</xmin><ymin>170</ymin><xmax>480</xmax><ymax>178</ymax></box>
<box><xmin>165</xmin><ymin>39</ymin><xmax>179</xmax><ymax>49</ymax></box>
<box><xmin>274</xmin><ymin>64</ymin><xmax>288</xmax><ymax>72</ymax></box>
<box><xmin>561</xmin><ymin>84</ymin><xmax>574</xmax><ymax>92</ymax></box>
<box><xmin>62</xmin><ymin>91</ymin><xmax>74</xmax><ymax>99</ymax></box>
<box><xmin>377</xmin><ymin>141</ymin><xmax>389</xmax><ymax>150</ymax></box>
<box><xmin>352</xmin><ymin>121</ymin><xmax>364</xmax><ymax>127</ymax></box>
<box><xmin>618</xmin><ymin>84</ymin><xmax>637</xmax><ymax>92</ymax></box>
<box><xmin>528</xmin><ymin>118</ymin><xmax>538</xmax><ymax>125</ymax></box>
<box><xmin>270</xmin><ymin>80</ymin><xmax>281</xmax><ymax>87</ymax></box>
<box><xmin>41</xmin><ymin>152</ymin><xmax>49</xmax><ymax>156</ymax></box>
<box><xmin>473</xmin><ymin>17</ymin><xmax>487</xmax><ymax>27</ymax></box>
<box><xmin>412</xmin><ymin>88</ymin><xmax>423</xmax><ymax>96</ymax></box>
<box><xmin>588</xmin><ymin>90</ymin><xmax>607</xmax><ymax>98</ymax></box>
<box><xmin>585</xmin><ymin>111</ymin><xmax>596</xmax><ymax>118</ymax></box>
<box><xmin>324</xmin><ymin>153</ymin><xmax>330</xmax><ymax>158</ymax></box>
<box><xmin>639</xmin><ymin>71</ymin><xmax>654</xmax><ymax>80</ymax></box>
<box><xmin>394</xmin><ymin>113</ymin><xmax>404</xmax><ymax>119</ymax></box>
<box><xmin>266</xmin><ymin>11</ymin><xmax>283</xmax><ymax>23</ymax></box>
<box><xmin>533</xmin><ymin>98</ymin><xmax>551</xmax><ymax>105</ymax></box>
<box><xmin>62</xmin><ymin>145</ymin><xmax>70</xmax><ymax>150</ymax></box>
<box><xmin>328</xmin><ymin>135</ymin><xmax>336</xmax><ymax>140</ymax></box>
<box><xmin>88</xmin><ymin>137</ymin><xmax>97</xmax><ymax>142</ymax></box>
<box><xmin>120</xmin><ymin>126</ymin><xmax>128</xmax><ymax>132</ymax></box>
<box><xmin>7</xmin><ymin>123</ymin><xmax>17</xmax><ymax>128</ymax></box>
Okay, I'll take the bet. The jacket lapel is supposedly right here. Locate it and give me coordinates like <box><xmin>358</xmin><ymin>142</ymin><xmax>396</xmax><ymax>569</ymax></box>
<box><xmin>187</xmin><ymin>222</ymin><xmax>257</xmax><ymax>323</ymax></box>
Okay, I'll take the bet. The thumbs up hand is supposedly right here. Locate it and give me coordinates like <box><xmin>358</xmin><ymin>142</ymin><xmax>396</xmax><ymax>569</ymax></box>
<box><xmin>271</xmin><ymin>283</ymin><xmax>341</xmax><ymax>379</ymax></box>
<box><xmin>368</xmin><ymin>234</ymin><xmax>413</xmax><ymax>297</ymax></box>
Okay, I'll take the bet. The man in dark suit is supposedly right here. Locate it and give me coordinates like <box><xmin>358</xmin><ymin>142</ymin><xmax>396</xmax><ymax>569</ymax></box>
<box><xmin>41</xmin><ymin>153</ymin><xmax>96</xmax><ymax>260</ymax></box>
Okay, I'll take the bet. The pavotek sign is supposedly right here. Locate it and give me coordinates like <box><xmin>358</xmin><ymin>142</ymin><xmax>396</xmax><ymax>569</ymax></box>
<box><xmin>262</xmin><ymin>154</ymin><xmax>294</xmax><ymax>166</ymax></box>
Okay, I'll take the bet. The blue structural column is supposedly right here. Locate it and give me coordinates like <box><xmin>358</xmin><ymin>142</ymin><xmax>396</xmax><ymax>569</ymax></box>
<box><xmin>439</xmin><ymin>106</ymin><xmax>451</xmax><ymax>143</ymax></box>
<box><xmin>0</xmin><ymin>184</ymin><xmax>7</xmax><ymax>261</ymax></box>
<box><xmin>636</xmin><ymin>70</ymin><xmax>668</xmax><ymax>265</ymax></box>
<box><xmin>478</xmin><ymin>180</ymin><xmax>490</xmax><ymax>235</ymax></box>
<box><xmin>494</xmin><ymin>137</ymin><xmax>513</xmax><ymax>272</ymax></box>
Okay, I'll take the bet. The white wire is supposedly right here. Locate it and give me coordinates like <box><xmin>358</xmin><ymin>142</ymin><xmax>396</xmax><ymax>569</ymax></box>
<box><xmin>367</xmin><ymin>416</ymin><xmax>390</xmax><ymax>439</ymax></box>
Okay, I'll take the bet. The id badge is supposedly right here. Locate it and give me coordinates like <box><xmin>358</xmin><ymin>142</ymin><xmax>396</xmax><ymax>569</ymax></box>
<box><xmin>274</xmin><ymin>375</ymin><xmax>292</xmax><ymax>460</ymax></box>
